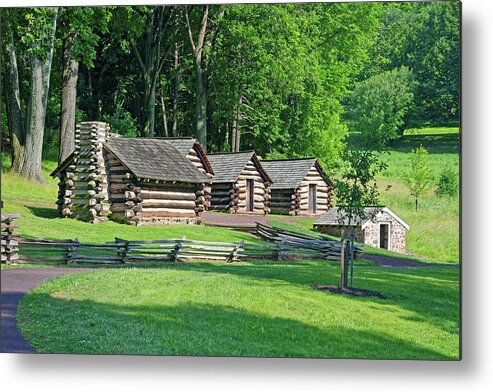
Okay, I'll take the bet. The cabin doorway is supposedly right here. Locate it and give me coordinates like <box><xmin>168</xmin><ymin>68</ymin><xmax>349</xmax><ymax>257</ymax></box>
<box><xmin>246</xmin><ymin>179</ymin><xmax>254</xmax><ymax>212</ymax></box>
<box><xmin>308</xmin><ymin>184</ymin><xmax>317</xmax><ymax>214</ymax></box>
<box><xmin>379</xmin><ymin>224</ymin><xmax>389</xmax><ymax>249</ymax></box>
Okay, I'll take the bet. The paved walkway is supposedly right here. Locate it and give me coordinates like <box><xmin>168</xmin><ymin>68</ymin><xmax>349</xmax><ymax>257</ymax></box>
<box><xmin>1</xmin><ymin>268</ymin><xmax>90</xmax><ymax>353</ymax></box>
<box><xmin>362</xmin><ymin>254</ymin><xmax>459</xmax><ymax>268</ymax></box>
<box><xmin>201</xmin><ymin>212</ymin><xmax>313</xmax><ymax>226</ymax></box>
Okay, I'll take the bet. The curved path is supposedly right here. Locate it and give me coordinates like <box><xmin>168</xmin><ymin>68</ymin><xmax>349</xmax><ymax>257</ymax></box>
<box><xmin>1</xmin><ymin>268</ymin><xmax>90</xmax><ymax>353</ymax></box>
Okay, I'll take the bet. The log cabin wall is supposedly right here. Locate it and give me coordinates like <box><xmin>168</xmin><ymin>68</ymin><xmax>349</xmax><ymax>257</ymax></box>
<box><xmin>295</xmin><ymin>165</ymin><xmax>330</xmax><ymax>216</ymax></box>
<box><xmin>209</xmin><ymin>182</ymin><xmax>235</xmax><ymax>212</ymax></box>
<box><xmin>133</xmin><ymin>181</ymin><xmax>202</xmax><ymax>225</ymax></box>
<box><xmin>269</xmin><ymin>188</ymin><xmax>295</xmax><ymax>215</ymax></box>
<box><xmin>235</xmin><ymin>159</ymin><xmax>271</xmax><ymax>215</ymax></box>
<box><xmin>185</xmin><ymin>147</ymin><xmax>212</xmax><ymax>210</ymax></box>
<box><xmin>105</xmin><ymin>150</ymin><xmax>141</xmax><ymax>224</ymax></box>
<box><xmin>56</xmin><ymin>122</ymin><xmax>111</xmax><ymax>223</ymax></box>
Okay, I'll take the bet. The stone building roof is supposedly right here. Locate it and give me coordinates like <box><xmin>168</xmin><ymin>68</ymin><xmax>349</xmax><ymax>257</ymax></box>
<box><xmin>314</xmin><ymin>206</ymin><xmax>409</xmax><ymax>230</ymax></box>
<box><xmin>260</xmin><ymin>158</ymin><xmax>330</xmax><ymax>190</ymax></box>
<box><xmin>207</xmin><ymin>151</ymin><xmax>271</xmax><ymax>184</ymax></box>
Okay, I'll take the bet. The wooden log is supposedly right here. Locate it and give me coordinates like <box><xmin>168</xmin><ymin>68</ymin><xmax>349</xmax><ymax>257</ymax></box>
<box><xmin>136</xmin><ymin>209</ymin><xmax>197</xmax><ymax>218</ymax></box>
<box><xmin>141</xmin><ymin>199</ymin><xmax>197</xmax><ymax>209</ymax></box>
<box><xmin>237</xmin><ymin>175</ymin><xmax>263</xmax><ymax>182</ymax></box>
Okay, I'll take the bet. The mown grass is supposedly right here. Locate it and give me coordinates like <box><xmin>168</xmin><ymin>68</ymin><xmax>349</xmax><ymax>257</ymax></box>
<box><xmin>17</xmin><ymin>261</ymin><xmax>460</xmax><ymax>359</ymax></box>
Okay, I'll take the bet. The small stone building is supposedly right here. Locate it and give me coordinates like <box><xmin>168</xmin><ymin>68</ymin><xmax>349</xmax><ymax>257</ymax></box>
<box><xmin>260</xmin><ymin>158</ymin><xmax>332</xmax><ymax>215</ymax></box>
<box><xmin>207</xmin><ymin>151</ymin><xmax>271</xmax><ymax>214</ymax></box>
<box><xmin>313</xmin><ymin>206</ymin><xmax>409</xmax><ymax>253</ymax></box>
<box><xmin>51</xmin><ymin>122</ymin><xmax>213</xmax><ymax>225</ymax></box>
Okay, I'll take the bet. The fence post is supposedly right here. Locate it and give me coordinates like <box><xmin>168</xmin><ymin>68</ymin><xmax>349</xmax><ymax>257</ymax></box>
<box><xmin>172</xmin><ymin>236</ymin><xmax>185</xmax><ymax>261</ymax></box>
<box><xmin>230</xmin><ymin>240</ymin><xmax>244</xmax><ymax>262</ymax></box>
<box><xmin>276</xmin><ymin>237</ymin><xmax>287</xmax><ymax>261</ymax></box>
<box><xmin>67</xmin><ymin>238</ymin><xmax>80</xmax><ymax>264</ymax></box>
<box><xmin>1</xmin><ymin>214</ymin><xmax>20</xmax><ymax>264</ymax></box>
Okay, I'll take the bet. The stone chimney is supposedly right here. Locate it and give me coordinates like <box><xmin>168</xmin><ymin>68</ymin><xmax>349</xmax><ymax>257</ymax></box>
<box><xmin>63</xmin><ymin>122</ymin><xmax>111</xmax><ymax>223</ymax></box>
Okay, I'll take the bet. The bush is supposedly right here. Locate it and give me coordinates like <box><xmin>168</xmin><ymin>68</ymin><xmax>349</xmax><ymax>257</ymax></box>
<box><xmin>435</xmin><ymin>165</ymin><xmax>458</xmax><ymax>197</ymax></box>
<box><xmin>346</xmin><ymin>66</ymin><xmax>415</xmax><ymax>149</ymax></box>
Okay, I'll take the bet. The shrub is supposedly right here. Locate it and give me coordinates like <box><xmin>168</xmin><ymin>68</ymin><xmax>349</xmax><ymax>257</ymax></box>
<box><xmin>436</xmin><ymin>165</ymin><xmax>458</xmax><ymax>197</ymax></box>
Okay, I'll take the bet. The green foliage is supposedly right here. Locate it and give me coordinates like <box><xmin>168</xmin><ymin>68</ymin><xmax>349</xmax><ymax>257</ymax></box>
<box><xmin>435</xmin><ymin>165</ymin><xmax>459</xmax><ymax>198</ymax></box>
<box><xmin>364</xmin><ymin>1</ymin><xmax>460</xmax><ymax>126</ymax></box>
<box><xmin>347</xmin><ymin>66</ymin><xmax>415</xmax><ymax>148</ymax></box>
<box><xmin>403</xmin><ymin>145</ymin><xmax>434</xmax><ymax>211</ymax></box>
<box><xmin>18</xmin><ymin>7</ymin><xmax>59</xmax><ymax>61</ymax></box>
<box><xmin>208</xmin><ymin>3</ymin><xmax>382</xmax><ymax>166</ymax></box>
<box><xmin>17</xmin><ymin>265</ymin><xmax>459</xmax><ymax>359</ymax></box>
<box><xmin>333</xmin><ymin>149</ymin><xmax>387</xmax><ymax>225</ymax></box>
<box><xmin>103</xmin><ymin>105</ymin><xmax>139</xmax><ymax>138</ymax></box>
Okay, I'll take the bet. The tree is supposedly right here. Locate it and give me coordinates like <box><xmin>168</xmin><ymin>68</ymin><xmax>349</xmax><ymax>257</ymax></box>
<box><xmin>57</xmin><ymin>7</ymin><xmax>109</xmax><ymax>162</ymax></box>
<box><xmin>363</xmin><ymin>1</ymin><xmax>460</xmax><ymax>126</ymax></box>
<box><xmin>4</xmin><ymin>7</ymin><xmax>59</xmax><ymax>182</ymax></box>
<box><xmin>435</xmin><ymin>164</ymin><xmax>458</xmax><ymax>198</ymax></box>
<box><xmin>347</xmin><ymin>66</ymin><xmax>415</xmax><ymax>149</ymax></box>
<box><xmin>403</xmin><ymin>145</ymin><xmax>434</xmax><ymax>211</ymax></box>
<box><xmin>332</xmin><ymin>148</ymin><xmax>387</xmax><ymax>289</ymax></box>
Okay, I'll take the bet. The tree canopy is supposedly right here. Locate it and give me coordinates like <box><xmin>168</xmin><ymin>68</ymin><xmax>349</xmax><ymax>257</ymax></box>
<box><xmin>1</xmin><ymin>2</ymin><xmax>460</xmax><ymax>179</ymax></box>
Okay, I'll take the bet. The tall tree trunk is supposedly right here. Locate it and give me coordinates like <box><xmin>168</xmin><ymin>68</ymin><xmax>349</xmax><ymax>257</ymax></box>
<box><xmin>232</xmin><ymin>94</ymin><xmax>242</xmax><ymax>152</ymax></box>
<box><xmin>186</xmin><ymin>5</ymin><xmax>209</xmax><ymax>150</ymax></box>
<box><xmin>171</xmin><ymin>43</ymin><xmax>180</xmax><ymax>137</ymax></box>
<box><xmin>19</xmin><ymin>8</ymin><xmax>58</xmax><ymax>182</ymax></box>
<box><xmin>195</xmin><ymin>59</ymin><xmax>207</xmax><ymax>149</ymax></box>
<box><xmin>5</xmin><ymin>31</ymin><xmax>25</xmax><ymax>172</ymax></box>
<box><xmin>59</xmin><ymin>30</ymin><xmax>79</xmax><ymax>163</ymax></box>
<box><xmin>160</xmin><ymin>79</ymin><xmax>169</xmax><ymax>137</ymax></box>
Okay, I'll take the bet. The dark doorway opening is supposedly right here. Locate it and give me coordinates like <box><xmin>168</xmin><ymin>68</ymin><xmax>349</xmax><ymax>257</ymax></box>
<box><xmin>379</xmin><ymin>224</ymin><xmax>389</xmax><ymax>249</ymax></box>
<box><xmin>246</xmin><ymin>179</ymin><xmax>254</xmax><ymax>212</ymax></box>
<box><xmin>308</xmin><ymin>184</ymin><xmax>317</xmax><ymax>214</ymax></box>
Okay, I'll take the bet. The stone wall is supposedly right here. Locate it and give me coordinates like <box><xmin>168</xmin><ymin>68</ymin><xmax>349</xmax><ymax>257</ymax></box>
<box><xmin>363</xmin><ymin>210</ymin><xmax>407</xmax><ymax>253</ymax></box>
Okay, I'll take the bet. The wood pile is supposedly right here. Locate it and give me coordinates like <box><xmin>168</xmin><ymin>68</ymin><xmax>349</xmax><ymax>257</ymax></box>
<box><xmin>57</xmin><ymin>122</ymin><xmax>111</xmax><ymax>223</ymax></box>
<box><xmin>1</xmin><ymin>214</ymin><xmax>20</xmax><ymax>264</ymax></box>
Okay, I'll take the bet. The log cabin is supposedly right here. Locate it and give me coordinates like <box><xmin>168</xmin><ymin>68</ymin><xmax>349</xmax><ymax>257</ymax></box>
<box><xmin>51</xmin><ymin>122</ymin><xmax>213</xmax><ymax>225</ymax></box>
<box><xmin>260</xmin><ymin>158</ymin><xmax>332</xmax><ymax>216</ymax></box>
<box><xmin>207</xmin><ymin>151</ymin><xmax>272</xmax><ymax>214</ymax></box>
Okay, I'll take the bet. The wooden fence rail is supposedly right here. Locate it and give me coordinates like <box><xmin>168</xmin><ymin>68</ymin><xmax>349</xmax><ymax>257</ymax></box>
<box><xmin>2</xmin><ymin>218</ymin><xmax>359</xmax><ymax>265</ymax></box>
<box><xmin>1</xmin><ymin>214</ymin><xmax>20</xmax><ymax>263</ymax></box>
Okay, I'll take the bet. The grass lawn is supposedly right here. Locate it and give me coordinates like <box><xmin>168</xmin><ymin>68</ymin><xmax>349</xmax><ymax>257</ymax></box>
<box><xmin>17</xmin><ymin>261</ymin><xmax>460</xmax><ymax>359</ymax></box>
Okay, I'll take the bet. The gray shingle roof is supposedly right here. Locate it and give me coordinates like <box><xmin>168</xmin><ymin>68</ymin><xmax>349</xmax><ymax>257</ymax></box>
<box><xmin>105</xmin><ymin>138</ymin><xmax>210</xmax><ymax>183</ymax></box>
<box><xmin>260</xmin><ymin>158</ymin><xmax>327</xmax><ymax>189</ymax></box>
<box><xmin>314</xmin><ymin>206</ymin><xmax>409</xmax><ymax>229</ymax></box>
<box><xmin>163</xmin><ymin>138</ymin><xmax>196</xmax><ymax>156</ymax></box>
<box><xmin>207</xmin><ymin>151</ymin><xmax>270</xmax><ymax>183</ymax></box>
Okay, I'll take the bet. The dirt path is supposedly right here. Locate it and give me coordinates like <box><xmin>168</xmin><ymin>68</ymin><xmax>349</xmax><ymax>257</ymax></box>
<box><xmin>1</xmin><ymin>268</ymin><xmax>91</xmax><ymax>353</ymax></box>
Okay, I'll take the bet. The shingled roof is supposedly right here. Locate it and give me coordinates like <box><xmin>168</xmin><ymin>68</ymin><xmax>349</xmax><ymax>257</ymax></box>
<box><xmin>164</xmin><ymin>137</ymin><xmax>214</xmax><ymax>175</ymax></box>
<box><xmin>207</xmin><ymin>151</ymin><xmax>271</xmax><ymax>183</ymax></box>
<box><xmin>104</xmin><ymin>138</ymin><xmax>210</xmax><ymax>183</ymax></box>
<box><xmin>260</xmin><ymin>158</ymin><xmax>329</xmax><ymax>189</ymax></box>
<box><xmin>314</xmin><ymin>206</ymin><xmax>409</xmax><ymax>229</ymax></box>
<box><xmin>163</xmin><ymin>137</ymin><xmax>197</xmax><ymax>155</ymax></box>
